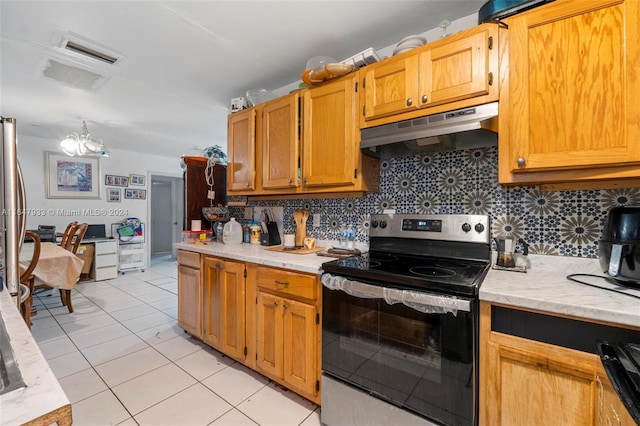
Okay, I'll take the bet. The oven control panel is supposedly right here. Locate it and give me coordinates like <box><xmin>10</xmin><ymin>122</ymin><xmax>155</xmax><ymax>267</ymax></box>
<box><xmin>369</xmin><ymin>214</ymin><xmax>490</xmax><ymax>244</ymax></box>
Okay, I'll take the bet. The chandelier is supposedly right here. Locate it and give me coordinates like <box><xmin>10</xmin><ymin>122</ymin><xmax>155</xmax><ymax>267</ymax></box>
<box><xmin>60</xmin><ymin>120</ymin><xmax>111</xmax><ymax>157</ymax></box>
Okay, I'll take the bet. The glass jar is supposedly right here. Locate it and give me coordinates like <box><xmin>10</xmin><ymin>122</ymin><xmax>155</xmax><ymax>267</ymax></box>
<box><xmin>250</xmin><ymin>223</ymin><xmax>261</xmax><ymax>245</ymax></box>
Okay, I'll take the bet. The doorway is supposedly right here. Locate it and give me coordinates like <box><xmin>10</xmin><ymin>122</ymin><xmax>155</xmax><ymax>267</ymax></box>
<box><xmin>149</xmin><ymin>173</ymin><xmax>183</xmax><ymax>260</ymax></box>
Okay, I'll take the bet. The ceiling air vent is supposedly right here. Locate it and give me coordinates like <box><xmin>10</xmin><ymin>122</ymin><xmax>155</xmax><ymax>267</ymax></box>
<box><xmin>63</xmin><ymin>41</ymin><xmax>118</xmax><ymax>65</ymax></box>
<box><xmin>41</xmin><ymin>59</ymin><xmax>107</xmax><ymax>91</ymax></box>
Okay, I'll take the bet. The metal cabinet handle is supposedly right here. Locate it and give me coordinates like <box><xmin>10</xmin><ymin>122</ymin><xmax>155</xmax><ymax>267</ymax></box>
<box><xmin>246</xmin><ymin>183</ymin><xmax>250</xmax><ymax>188</ymax></box>
<box><xmin>421</xmin><ymin>95</ymin><xmax>428</xmax><ymax>103</ymax></box>
<box><xmin>283</xmin><ymin>304</ymin><xmax>288</xmax><ymax>310</ymax></box>
<box><xmin>289</xmin><ymin>178</ymin><xmax>293</xmax><ymax>185</ymax></box>
<box><xmin>406</xmin><ymin>98</ymin><xmax>413</xmax><ymax>106</ymax></box>
<box><xmin>275</xmin><ymin>280</ymin><xmax>289</xmax><ymax>287</ymax></box>
<box><xmin>303</xmin><ymin>177</ymin><xmax>308</xmax><ymax>184</ymax></box>
<box><xmin>517</xmin><ymin>157</ymin><xmax>526</xmax><ymax>167</ymax></box>
<box><xmin>273</xmin><ymin>301</ymin><xmax>278</xmax><ymax>307</ymax></box>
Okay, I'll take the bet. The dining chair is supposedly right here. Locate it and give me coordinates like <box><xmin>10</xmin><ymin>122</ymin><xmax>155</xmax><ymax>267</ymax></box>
<box><xmin>35</xmin><ymin>222</ymin><xmax>88</xmax><ymax>313</ymax></box>
<box><xmin>59</xmin><ymin>221</ymin><xmax>79</xmax><ymax>250</ymax></box>
<box><xmin>59</xmin><ymin>222</ymin><xmax>88</xmax><ymax>312</ymax></box>
<box><xmin>20</xmin><ymin>231</ymin><xmax>41</xmax><ymax>329</ymax></box>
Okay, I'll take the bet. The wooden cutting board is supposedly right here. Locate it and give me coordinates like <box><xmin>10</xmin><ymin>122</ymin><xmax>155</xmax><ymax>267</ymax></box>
<box><xmin>264</xmin><ymin>245</ymin><xmax>325</xmax><ymax>255</ymax></box>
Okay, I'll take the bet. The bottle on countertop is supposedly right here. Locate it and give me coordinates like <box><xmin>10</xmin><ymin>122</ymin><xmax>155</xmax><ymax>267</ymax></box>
<box><xmin>223</xmin><ymin>217</ymin><xmax>243</xmax><ymax>244</ymax></box>
<box><xmin>243</xmin><ymin>222</ymin><xmax>251</xmax><ymax>243</ymax></box>
<box><xmin>215</xmin><ymin>221</ymin><xmax>224</xmax><ymax>243</ymax></box>
<box><xmin>345</xmin><ymin>225</ymin><xmax>355</xmax><ymax>250</ymax></box>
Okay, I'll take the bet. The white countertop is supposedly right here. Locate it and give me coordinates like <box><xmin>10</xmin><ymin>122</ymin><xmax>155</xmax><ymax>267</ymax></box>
<box><xmin>0</xmin><ymin>288</ymin><xmax>71</xmax><ymax>425</ymax></box>
<box><xmin>480</xmin><ymin>254</ymin><xmax>640</xmax><ymax>328</ymax></box>
<box><xmin>176</xmin><ymin>242</ymin><xmax>640</xmax><ymax>328</ymax></box>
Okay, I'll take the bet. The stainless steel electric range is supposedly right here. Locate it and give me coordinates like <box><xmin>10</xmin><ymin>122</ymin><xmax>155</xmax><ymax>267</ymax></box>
<box><xmin>320</xmin><ymin>214</ymin><xmax>491</xmax><ymax>426</ymax></box>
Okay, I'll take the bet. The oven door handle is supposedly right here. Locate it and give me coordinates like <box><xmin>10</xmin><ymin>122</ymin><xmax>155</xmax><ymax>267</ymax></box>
<box><xmin>321</xmin><ymin>273</ymin><xmax>471</xmax><ymax>315</ymax></box>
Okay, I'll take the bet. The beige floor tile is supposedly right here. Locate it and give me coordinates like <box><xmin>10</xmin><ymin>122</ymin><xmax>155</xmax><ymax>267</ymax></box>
<box><xmin>94</xmin><ymin>296</ymin><xmax>146</xmax><ymax>313</ymax></box>
<box><xmin>81</xmin><ymin>333</ymin><xmax>149</xmax><ymax>366</ymax></box>
<box><xmin>71</xmin><ymin>390</ymin><xmax>131</xmax><ymax>426</ymax></box>
<box><xmin>147</xmin><ymin>296</ymin><xmax>177</xmax><ymax>311</ymax></box>
<box><xmin>111</xmin><ymin>363</ymin><xmax>197</xmax><ymax>415</ymax></box>
<box><xmin>135</xmin><ymin>321</ymin><xmax>183</xmax><ymax>345</ymax></box>
<box><xmin>68</xmin><ymin>322</ymin><xmax>134</xmax><ymax>349</ymax></box>
<box><xmin>28</xmin><ymin>315</ymin><xmax>59</xmax><ymax>331</ymax></box>
<box><xmin>161</xmin><ymin>307</ymin><xmax>178</xmax><ymax>319</ymax></box>
<box><xmin>61</xmin><ymin>312</ymin><xmax>119</xmax><ymax>335</ymax></box>
<box><xmin>108</xmin><ymin>303</ymin><xmax>159</xmax><ymax>322</ymax></box>
<box><xmin>152</xmin><ymin>335</ymin><xmax>204</xmax><ymax>361</ymax></box>
<box><xmin>95</xmin><ymin>346</ymin><xmax>170</xmax><ymax>387</ymax></box>
<box><xmin>209</xmin><ymin>408</ymin><xmax>259</xmax><ymax>426</ymax></box>
<box><xmin>174</xmin><ymin>346</ymin><xmax>235</xmax><ymax>381</ymax></box>
<box><xmin>202</xmin><ymin>362</ymin><xmax>269</xmax><ymax>406</ymax></box>
<box><xmin>115</xmin><ymin>418</ymin><xmax>137</xmax><ymax>426</ymax></box>
<box><xmin>48</xmin><ymin>350</ymin><xmax>91</xmax><ymax>379</ymax></box>
<box><xmin>38</xmin><ymin>335</ymin><xmax>78</xmax><ymax>360</ymax></box>
<box><xmin>58</xmin><ymin>368</ymin><xmax>109</xmax><ymax>404</ymax></box>
<box><xmin>145</xmin><ymin>277</ymin><xmax>176</xmax><ymax>286</ymax></box>
<box><xmin>31</xmin><ymin>323</ymin><xmax>67</xmax><ymax>344</ymax></box>
<box><xmin>300</xmin><ymin>408</ymin><xmax>322</xmax><ymax>426</ymax></box>
<box><xmin>237</xmin><ymin>383</ymin><xmax>317</xmax><ymax>426</ymax></box>
<box><xmin>134</xmin><ymin>383</ymin><xmax>232</xmax><ymax>425</ymax></box>
<box><xmin>120</xmin><ymin>310</ymin><xmax>175</xmax><ymax>332</ymax></box>
<box><xmin>51</xmin><ymin>303</ymin><xmax>104</xmax><ymax>324</ymax></box>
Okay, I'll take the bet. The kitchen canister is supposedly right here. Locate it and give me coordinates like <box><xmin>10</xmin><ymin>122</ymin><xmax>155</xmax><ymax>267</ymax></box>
<box><xmin>250</xmin><ymin>223</ymin><xmax>261</xmax><ymax>244</ymax></box>
<box><xmin>223</xmin><ymin>217</ymin><xmax>243</xmax><ymax>244</ymax></box>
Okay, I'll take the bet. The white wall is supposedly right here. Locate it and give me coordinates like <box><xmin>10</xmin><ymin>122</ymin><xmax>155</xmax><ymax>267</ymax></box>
<box><xmin>17</xmin><ymin>134</ymin><xmax>182</xmax><ymax>236</ymax></box>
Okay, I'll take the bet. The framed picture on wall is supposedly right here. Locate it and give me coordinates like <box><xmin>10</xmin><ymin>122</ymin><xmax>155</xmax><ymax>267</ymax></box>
<box><xmin>125</xmin><ymin>188</ymin><xmax>146</xmax><ymax>200</ymax></box>
<box><xmin>105</xmin><ymin>174</ymin><xmax>129</xmax><ymax>187</ymax></box>
<box><xmin>45</xmin><ymin>152</ymin><xmax>100</xmax><ymax>199</ymax></box>
<box><xmin>107</xmin><ymin>188</ymin><xmax>121</xmax><ymax>202</ymax></box>
<box><xmin>130</xmin><ymin>174</ymin><xmax>145</xmax><ymax>186</ymax></box>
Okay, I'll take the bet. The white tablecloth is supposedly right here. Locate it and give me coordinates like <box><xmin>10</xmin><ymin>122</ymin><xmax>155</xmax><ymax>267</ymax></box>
<box><xmin>19</xmin><ymin>242</ymin><xmax>84</xmax><ymax>290</ymax></box>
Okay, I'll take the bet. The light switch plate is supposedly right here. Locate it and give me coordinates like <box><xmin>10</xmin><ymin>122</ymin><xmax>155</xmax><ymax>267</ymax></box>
<box><xmin>313</xmin><ymin>214</ymin><xmax>320</xmax><ymax>227</ymax></box>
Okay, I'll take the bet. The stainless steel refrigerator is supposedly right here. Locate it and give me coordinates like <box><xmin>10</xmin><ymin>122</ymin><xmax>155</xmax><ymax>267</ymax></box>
<box><xmin>1</xmin><ymin>117</ymin><xmax>26</xmax><ymax>306</ymax></box>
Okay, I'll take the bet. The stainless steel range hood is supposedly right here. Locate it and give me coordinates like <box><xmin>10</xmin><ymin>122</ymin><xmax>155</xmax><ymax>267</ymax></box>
<box><xmin>361</xmin><ymin>102</ymin><xmax>499</xmax><ymax>158</ymax></box>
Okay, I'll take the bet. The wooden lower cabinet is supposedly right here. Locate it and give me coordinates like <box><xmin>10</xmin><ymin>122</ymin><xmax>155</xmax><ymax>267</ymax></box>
<box><xmin>202</xmin><ymin>255</ymin><xmax>246</xmax><ymax>362</ymax></box>
<box><xmin>177</xmin><ymin>251</ymin><xmax>202</xmax><ymax>338</ymax></box>
<box><xmin>480</xmin><ymin>302</ymin><xmax>637</xmax><ymax>426</ymax></box>
<box><xmin>255</xmin><ymin>265</ymin><xmax>321</xmax><ymax>403</ymax></box>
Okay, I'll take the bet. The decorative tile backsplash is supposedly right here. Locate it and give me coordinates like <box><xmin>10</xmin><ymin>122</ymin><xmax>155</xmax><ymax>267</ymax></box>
<box><xmin>240</xmin><ymin>146</ymin><xmax>640</xmax><ymax>258</ymax></box>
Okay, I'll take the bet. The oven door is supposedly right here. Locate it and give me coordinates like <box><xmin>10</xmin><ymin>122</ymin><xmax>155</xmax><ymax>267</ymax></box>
<box><xmin>321</xmin><ymin>273</ymin><xmax>477</xmax><ymax>426</ymax></box>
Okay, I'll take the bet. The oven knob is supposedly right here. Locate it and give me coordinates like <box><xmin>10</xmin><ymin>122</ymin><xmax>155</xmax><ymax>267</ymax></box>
<box><xmin>475</xmin><ymin>223</ymin><xmax>485</xmax><ymax>233</ymax></box>
<box><xmin>379</xmin><ymin>220</ymin><xmax>387</xmax><ymax>229</ymax></box>
<box><xmin>371</xmin><ymin>220</ymin><xmax>378</xmax><ymax>228</ymax></box>
<box><xmin>462</xmin><ymin>222</ymin><xmax>472</xmax><ymax>232</ymax></box>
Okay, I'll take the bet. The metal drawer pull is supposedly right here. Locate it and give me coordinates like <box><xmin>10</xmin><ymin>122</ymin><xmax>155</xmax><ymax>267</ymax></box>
<box><xmin>406</xmin><ymin>98</ymin><xmax>413</xmax><ymax>106</ymax></box>
<box><xmin>275</xmin><ymin>280</ymin><xmax>289</xmax><ymax>287</ymax></box>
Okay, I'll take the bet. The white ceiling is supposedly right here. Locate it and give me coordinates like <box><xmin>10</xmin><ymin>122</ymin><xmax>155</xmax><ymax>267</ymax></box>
<box><xmin>0</xmin><ymin>0</ymin><xmax>485</xmax><ymax>159</ymax></box>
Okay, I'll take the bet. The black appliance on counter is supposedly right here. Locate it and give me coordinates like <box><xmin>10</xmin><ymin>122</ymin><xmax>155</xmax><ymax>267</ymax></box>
<box><xmin>321</xmin><ymin>214</ymin><xmax>491</xmax><ymax>426</ymax></box>
<box><xmin>478</xmin><ymin>0</ymin><xmax>554</xmax><ymax>23</ymax></box>
<box><xmin>598</xmin><ymin>206</ymin><xmax>640</xmax><ymax>288</ymax></box>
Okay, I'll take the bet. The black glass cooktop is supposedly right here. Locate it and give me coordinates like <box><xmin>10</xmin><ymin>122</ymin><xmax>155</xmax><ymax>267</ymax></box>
<box><xmin>321</xmin><ymin>251</ymin><xmax>490</xmax><ymax>297</ymax></box>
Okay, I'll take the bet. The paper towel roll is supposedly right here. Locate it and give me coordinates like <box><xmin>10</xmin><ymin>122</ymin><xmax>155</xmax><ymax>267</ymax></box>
<box><xmin>191</xmin><ymin>220</ymin><xmax>202</xmax><ymax>231</ymax></box>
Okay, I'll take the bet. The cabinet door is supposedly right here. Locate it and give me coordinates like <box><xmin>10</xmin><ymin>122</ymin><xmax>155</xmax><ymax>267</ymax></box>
<box><xmin>302</xmin><ymin>75</ymin><xmax>359</xmax><ymax>188</ymax></box>
<box><xmin>282</xmin><ymin>299</ymin><xmax>317</xmax><ymax>398</ymax></box>
<box><xmin>362</xmin><ymin>54</ymin><xmax>419</xmax><ymax>121</ymax></box>
<box><xmin>596</xmin><ymin>369</ymin><xmax>637</xmax><ymax>426</ymax></box>
<box><xmin>424</xmin><ymin>29</ymin><xmax>492</xmax><ymax>106</ymax></box>
<box><xmin>218</xmin><ymin>260</ymin><xmax>246</xmax><ymax>360</ymax></box>
<box><xmin>177</xmin><ymin>265</ymin><xmax>201</xmax><ymax>338</ymax></box>
<box><xmin>486</xmin><ymin>337</ymin><xmax>597</xmax><ymax>425</ymax></box>
<box><xmin>227</xmin><ymin>108</ymin><xmax>256</xmax><ymax>191</ymax></box>
<box><xmin>506</xmin><ymin>0</ymin><xmax>640</xmax><ymax>174</ymax></box>
<box><xmin>256</xmin><ymin>292</ymin><xmax>283</xmax><ymax>378</ymax></box>
<box><xmin>202</xmin><ymin>257</ymin><xmax>246</xmax><ymax>360</ymax></box>
<box><xmin>262</xmin><ymin>94</ymin><xmax>299</xmax><ymax>189</ymax></box>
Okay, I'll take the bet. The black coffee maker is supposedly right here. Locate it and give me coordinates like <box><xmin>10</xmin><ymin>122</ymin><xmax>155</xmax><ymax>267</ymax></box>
<box><xmin>598</xmin><ymin>206</ymin><xmax>640</xmax><ymax>287</ymax></box>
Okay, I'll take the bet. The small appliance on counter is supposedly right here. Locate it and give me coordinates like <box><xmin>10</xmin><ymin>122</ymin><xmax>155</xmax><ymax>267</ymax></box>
<box><xmin>493</xmin><ymin>237</ymin><xmax>529</xmax><ymax>272</ymax></box>
<box><xmin>598</xmin><ymin>206</ymin><xmax>640</xmax><ymax>288</ymax></box>
<box><xmin>259</xmin><ymin>209</ymin><xmax>281</xmax><ymax>246</ymax></box>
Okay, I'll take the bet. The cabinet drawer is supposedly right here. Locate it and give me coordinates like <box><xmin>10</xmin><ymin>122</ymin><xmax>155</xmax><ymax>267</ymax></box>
<box><xmin>95</xmin><ymin>253</ymin><xmax>117</xmax><ymax>268</ymax></box>
<box><xmin>95</xmin><ymin>266</ymin><xmax>118</xmax><ymax>281</ymax></box>
<box><xmin>95</xmin><ymin>240</ymin><xmax>117</xmax><ymax>255</ymax></box>
<box><xmin>257</xmin><ymin>267</ymin><xmax>317</xmax><ymax>300</ymax></box>
<box><xmin>178</xmin><ymin>250</ymin><xmax>200</xmax><ymax>268</ymax></box>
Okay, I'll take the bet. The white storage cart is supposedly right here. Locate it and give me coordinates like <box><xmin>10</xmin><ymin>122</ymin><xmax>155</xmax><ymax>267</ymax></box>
<box><xmin>111</xmin><ymin>222</ymin><xmax>146</xmax><ymax>274</ymax></box>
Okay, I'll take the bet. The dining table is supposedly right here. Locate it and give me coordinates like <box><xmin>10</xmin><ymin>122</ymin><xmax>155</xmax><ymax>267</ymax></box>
<box><xmin>19</xmin><ymin>242</ymin><xmax>84</xmax><ymax>290</ymax></box>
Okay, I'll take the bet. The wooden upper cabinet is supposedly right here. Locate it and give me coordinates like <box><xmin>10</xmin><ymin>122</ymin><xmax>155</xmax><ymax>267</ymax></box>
<box><xmin>227</xmin><ymin>108</ymin><xmax>256</xmax><ymax>192</ymax></box>
<box><xmin>362</xmin><ymin>54</ymin><xmax>420</xmax><ymax>121</ymax></box>
<box><xmin>302</xmin><ymin>74</ymin><xmax>359</xmax><ymax>188</ymax></box>
<box><xmin>426</xmin><ymin>29</ymin><xmax>492</xmax><ymax>106</ymax></box>
<box><xmin>361</xmin><ymin>23</ymin><xmax>501</xmax><ymax>128</ymax></box>
<box><xmin>500</xmin><ymin>0</ymin><xmax>640</xmax><ymax>185</ymax></box>
<box><xmin>262</xmin><ymin>94</ymin><xmax>299</xmax><ymax>190</ymax></box>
